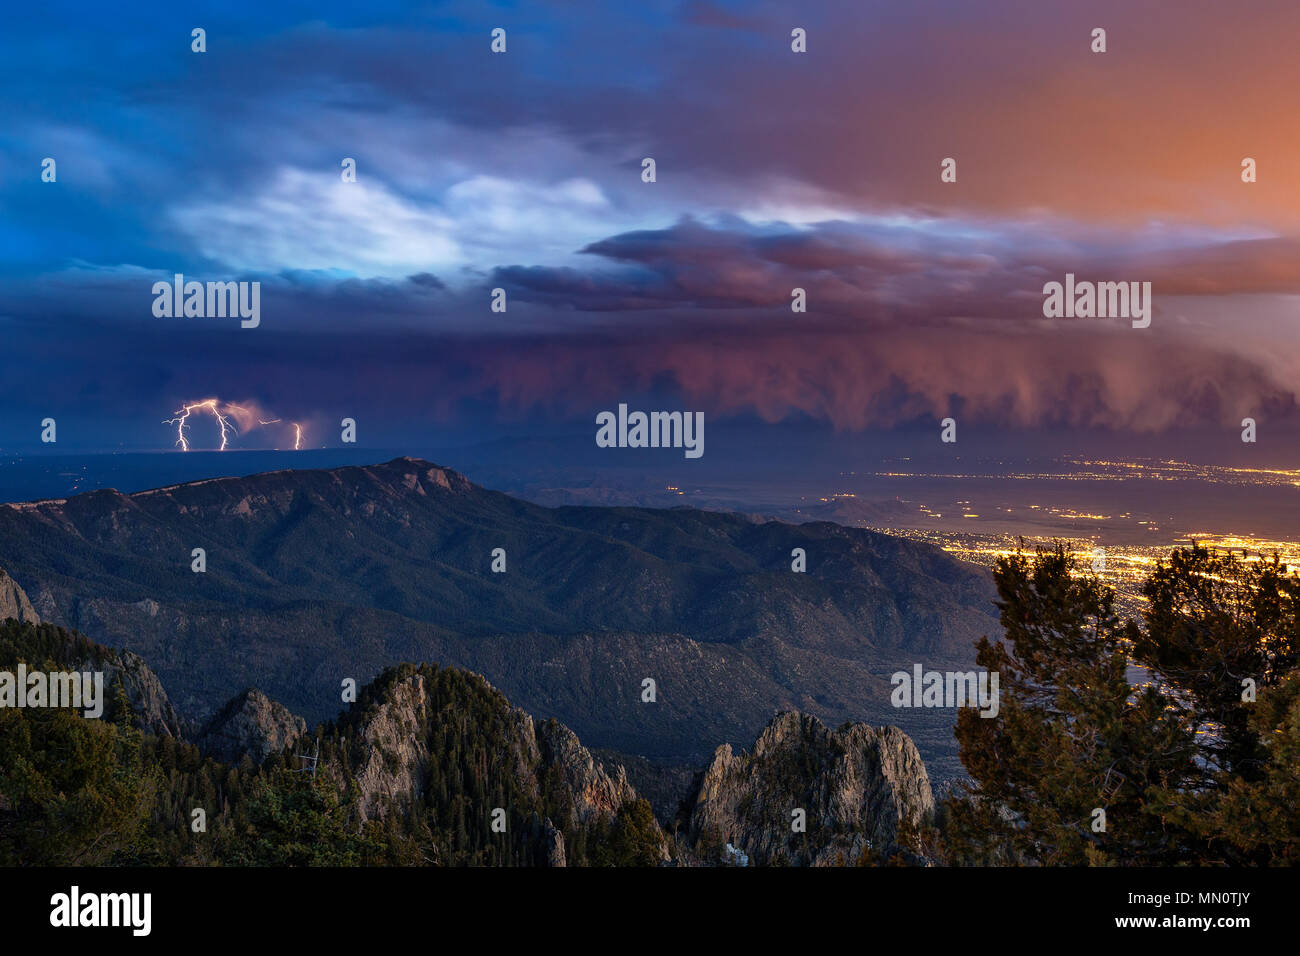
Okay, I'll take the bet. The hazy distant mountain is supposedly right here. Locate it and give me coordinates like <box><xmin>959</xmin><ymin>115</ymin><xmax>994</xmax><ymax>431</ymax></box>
<box><xmin>0</xmin><ymin>458</ymin><xmax>998</xmax><ymax>766</ymax></box>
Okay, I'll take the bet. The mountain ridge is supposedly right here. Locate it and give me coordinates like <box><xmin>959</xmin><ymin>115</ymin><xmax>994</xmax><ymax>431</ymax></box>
<box><xmin>0</xmin><ymin>457</ymin><xmax>998</xmax><ymax>773</ymax></box>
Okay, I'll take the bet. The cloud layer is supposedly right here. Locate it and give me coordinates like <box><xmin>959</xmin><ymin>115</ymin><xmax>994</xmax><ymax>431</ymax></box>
<box><xmin>3</xmin><ymin>0</ymin><xmax>1300</xmax><ymax>448</ymax></box>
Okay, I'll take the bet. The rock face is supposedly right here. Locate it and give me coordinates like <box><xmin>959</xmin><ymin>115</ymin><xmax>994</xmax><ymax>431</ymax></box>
<box><xmin>345</xmin><ymin>672</ymin><xmax>443</xmax><ymax>821</ymax></box>
<box><xmin>0</xmin><ymin>567</ymin><xmax>39</xmax><ymax>624</ymax></box>
<box><xmin>687</xmin><ymin>711</ymin><xmax>934</xmax><ymax>866</ymax></box>
<box><xmin>535</xmin><ymin>717</ymin><xmax>640</xmax><ymax>825</ymax></box>
<box><xmin>197</xmin><ymin>688</ymin><xmax>307</xmax><ymax>764</ymax></box>
<box><xmin>543</xmin><ymin>819</ymin><xmax>566</xmax><ymax>867</ymax></box>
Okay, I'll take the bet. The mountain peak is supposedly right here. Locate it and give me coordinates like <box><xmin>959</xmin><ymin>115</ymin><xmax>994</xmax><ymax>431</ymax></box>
<box><xmin>197</xmin><ymin>687</ymin><xmax>307</xmax><ymax>765</ymax></box>
<box><xmin>369</xmin><ymin>457</ymin><xmax>475</xmax><ymax>494</ymax></box>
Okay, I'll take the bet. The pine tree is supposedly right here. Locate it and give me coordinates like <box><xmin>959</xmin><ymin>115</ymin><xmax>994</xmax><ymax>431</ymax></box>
<box><xmin>948</xmin><ymin>542</ymin><xmax>1202</xmax><ymax>864</ymax></box>
<box><xmin>947</xmin><ymin>542</ymin><xmax>1300</xmax><ymax>865</ymax></box>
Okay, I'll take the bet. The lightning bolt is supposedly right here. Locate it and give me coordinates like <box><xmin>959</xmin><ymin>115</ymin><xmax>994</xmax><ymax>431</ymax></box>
<box><xmin>165</xmin><ymin>400</ymin><xmax>306</xmax><ymax>451</ymax></box>
<box><xmin>164</xmin><ymin>399</ymin><xmax>237</xmax><ymax>451</ymax></box>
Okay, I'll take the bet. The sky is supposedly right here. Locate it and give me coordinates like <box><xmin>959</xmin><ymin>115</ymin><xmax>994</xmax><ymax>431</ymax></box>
<box><xmin>4</xmin><ymin>0</ymin><xmax>1300</xmax><ymax>459</ymax></box>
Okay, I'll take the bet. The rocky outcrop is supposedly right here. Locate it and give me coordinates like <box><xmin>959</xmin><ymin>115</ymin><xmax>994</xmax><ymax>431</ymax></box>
<box><xmin>535</xmin><ymin>717</ymin><xmax>640</xmax><ymax>825</ymax></box>
<box><xmin>97</xmin><ymin>647</ymin><xmax>187</xmax><ymax>739</ymax></box>
<box><xmin>0</xmin><ymin>567</ymin><xmax>39</xmax><ymax>624</ymax></box>
<box><xmin>197</xmin><ymin>688</ymin><xmax>307</xmax><ymax>764</ymax></box>
<box><xmin>687</xmin><ymin>711</ymin><xmax>934</xmax><ymax>866</ymax></box>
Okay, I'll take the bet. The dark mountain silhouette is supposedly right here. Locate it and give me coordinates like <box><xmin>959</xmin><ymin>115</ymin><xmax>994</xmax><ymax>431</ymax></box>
<box><xmin>0</xmin><ymin>457</ymin><xmax>998</xmax><ymax>765</ymax></box>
